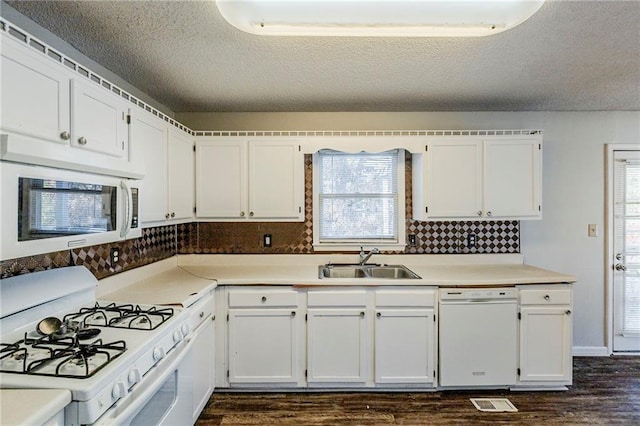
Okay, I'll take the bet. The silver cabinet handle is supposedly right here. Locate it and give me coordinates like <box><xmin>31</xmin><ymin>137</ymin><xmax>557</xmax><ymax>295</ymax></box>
<box><xmin>60</xmin><ymin>131</ymin><xmax>70</xmax><ymax>140</ymax></box>
<box><xmin>78</xmin><ymin>136</ymin><xmax>87</xmax><ymax>145</ymax></box>
<box><xmin>486</xmin><ymin>211</ymin><xmax>492</xmax><ymax>217</ymax></box>
<box><xmin>165</xmin><ymin>213</ymin><xmax>170</xmax><ymax>219</ymax></box>
<box><xmin>171</xmin><ymin>212</ymin><xmax>175</xmax><ymax>218</ymax></box>
<box><xmin>565</xmin><ymin>310</ymin><xmax>572</xmax><ymax>315</ymax></box>
<box><xmin>360</xmin><ymin>312</ymin><xmax>365</xmax><ymax>318</ymax></box>
<box><xmin>261</xmin><ymin>296</ymin><xmax>267</xmax><ymax>303</ymax></box>
<box><xmin>477</xmin><ymin>211</ymin><xmax>483</xmax><ymax>216</ymax></box>
<box><xmin>291</xmin><ymin>311</ymin><xmax>296</xmax><ymax>317</ymax></box>
<box><xmin>615</xmin><ymin>263</ymin><xmax>627</xmax><ymax>271</ymax></box>
<box><xmin>250</xmin><ymin>211</ymin><xmax>255</xmax><ymax>217</ymax></box>
<box><xmin>199</xmin><ymin>312</ymin><xmax>204</xmax><ymax>318</ymax></box>
<box><xmin>376</xmin><ymin>312</ymin><xmax>381</xmax><ymax>318</ymax></box>
<box><xmin>240</xmin><ymin>211</ymin><xmax>245</xmax><ymax>217</ymax></box>
<box><xmin>544</xmin><ymin>294</ymin><xmax>550</xmax><ymax>301</ymax></box>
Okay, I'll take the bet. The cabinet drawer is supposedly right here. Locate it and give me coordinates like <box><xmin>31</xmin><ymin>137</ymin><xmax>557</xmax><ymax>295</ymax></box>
<box><xmin>189</xmin><ymin>293</ymin><xmax>215</xmax><ymax>330</ymax></box>
<box><xmin>307</xmin><ymin>290</ymin><xmax>367</xmax><ymax>307</ymax></box>
<box><xmin>375</xmin><ymin>289</ymin><xmax>436</xmax><ymax>307</ymax></box>
<box><xmin>229</xmin><ymin>289</ymin><xmax>298</xmax><ymax>307</ymax></box>
<box><xmin>520</xmin><ymin>289</ymin><xmax>571</xmax><ymax>305</ymax></box>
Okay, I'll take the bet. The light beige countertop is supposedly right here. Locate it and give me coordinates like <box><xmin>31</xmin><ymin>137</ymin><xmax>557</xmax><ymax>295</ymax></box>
<box><xmin>177</xmin><ymin>254</ymin><xmax>576</xmax><ymax>287</ymax></box>
<box><xmin>0</xmin><ymin>389</ymin><xmax>71</xmax><ymax>425</ymax></box>
<box><xmin>99</xmin><ymin>258</ymin><xmax>216</xmax><ymax>306</ymax></box>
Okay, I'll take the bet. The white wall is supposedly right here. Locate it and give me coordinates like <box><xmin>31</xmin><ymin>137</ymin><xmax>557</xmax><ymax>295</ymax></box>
<box><xmin>178</xmin><ymin>110</ymin><xmax>640</xmax><ymax>351</ymax></box>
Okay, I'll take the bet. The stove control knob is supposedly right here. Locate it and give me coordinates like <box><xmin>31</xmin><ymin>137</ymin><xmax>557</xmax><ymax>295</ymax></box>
<box><xmin>173</xmin><ymin>330</ymin><xmax>183</xmax><ymax>343</ymax></box>
<box><xmin>181</xmin><ymin>323</ymin><xmax>190</xmax><ymax>336</ymax></box>
<box><xmin>128</xmin><ymin>368</ymin><xmax>142</xmax><ymax>386</ymax></box>
<box><xmin>112</xmin><ymin>382</ymin><xmax>126</xmax><ymax>400</ymax></box>
<box><xmin>153</xmin><ymin>347</ymin><xmax>165</xmax><ymax>362</ymax></box>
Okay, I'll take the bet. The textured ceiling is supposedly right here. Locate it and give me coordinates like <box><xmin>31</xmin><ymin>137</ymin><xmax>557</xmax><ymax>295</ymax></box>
<box><xmin>4</xmin><ymin>0</ymin><xmax>640</xmax><ymax>113</ymax></box>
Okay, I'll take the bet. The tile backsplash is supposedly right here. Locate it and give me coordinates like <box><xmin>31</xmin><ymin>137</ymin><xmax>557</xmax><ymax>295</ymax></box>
<box><xmin>0</xmin><ymin>152</ymin><xmax>519</xmax><ymax>280</ymax></box>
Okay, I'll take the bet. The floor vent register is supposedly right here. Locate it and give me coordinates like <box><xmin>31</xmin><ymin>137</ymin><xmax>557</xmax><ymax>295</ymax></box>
<box><xmin>470</xmin><ymin>398</ymin><xmax>518</xmax><ymax>412</ymax></box>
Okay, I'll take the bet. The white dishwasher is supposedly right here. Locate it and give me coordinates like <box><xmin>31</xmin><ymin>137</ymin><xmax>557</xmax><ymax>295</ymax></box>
<box><xmin>439</xmin><ymin>288</ymin><xmax>518</xmax><ymax>388</ymax></box>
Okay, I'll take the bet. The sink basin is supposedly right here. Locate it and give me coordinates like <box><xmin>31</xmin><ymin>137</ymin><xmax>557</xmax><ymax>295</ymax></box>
<box><xmin>318</xmin><ymin>264</ymin><xmax>420</xmax><ymax>279</ymax></box>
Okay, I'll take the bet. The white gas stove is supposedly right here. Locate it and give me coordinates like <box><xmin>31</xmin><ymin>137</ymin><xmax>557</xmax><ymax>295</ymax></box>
<box><xmin>0</xmin><ymin>267</ymin><xmax>192</xmax><ymax>425</ymax></box>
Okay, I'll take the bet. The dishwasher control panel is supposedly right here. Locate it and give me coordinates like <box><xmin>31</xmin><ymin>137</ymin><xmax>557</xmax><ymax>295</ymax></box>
<box><xmin>439</xmin><ymin>288</ymin><xmax>517</xmax><ymax>301</ymax></box>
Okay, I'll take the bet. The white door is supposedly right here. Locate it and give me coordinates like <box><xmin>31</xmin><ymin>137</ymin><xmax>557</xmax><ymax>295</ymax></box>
<box><xmin>484</xmin><ymin>138</ymin><xmax>541</xmax><ymax>218</ymax></box>
<box><xmin>307</xmin><ymin>308</ymin><xmax>369</xmax><ymax>384</ymax></box>
<box><xmin>195</xmin><ymin>140</ymin><xmax>247</xmax><ymax>219</ymax></box>
<box><xmin>519</xmin><ymin>306</ymin><xmax>572</xmax><ymax>382</ymax></box>
<box><xmin>248</xmin><ymin>140</ymin><xmax>304</xmax><ymax>220</ymax></box>
<box><xmin>612</xmin><ymin>150</ymin><xmax>640</xmax><ymax>352</ymax></box>
<box><xmin>167</xmin><ymin>128</ymin><xmax>194</xmax><ymax>221</ymax></box>
<box><xmin>71</xmin><ymin>78</ymin><xmax>128</xmax><ymax>158</ymax></box>
<box><xmin>228</xmin><ymin>309</ymin><xmax>302</xmax><ymax>384</ymax></box>
<box><xmin>424</xmin><ymin>139</ymin><xmax>483</xmax><ymax>218</ymax></box>
<box><xmin>374</xmin><ymin>309</ymin><xmax>435</xmax><ymax>384</ymax></box>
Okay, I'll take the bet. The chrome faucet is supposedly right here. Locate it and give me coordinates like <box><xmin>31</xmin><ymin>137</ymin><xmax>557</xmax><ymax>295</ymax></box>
<box><xmin>359</xmin><ymin>247</ymin><xmax>380</xmax><ymax>265</ymax></box>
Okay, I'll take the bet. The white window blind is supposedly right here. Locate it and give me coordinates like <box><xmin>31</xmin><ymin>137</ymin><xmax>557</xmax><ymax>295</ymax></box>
<box><xmin>615</xmin><ymin>159</ymin><xmax>640</xmax><ymax>336</ymax></box>
<box><xmin>317</xmin><ymin>150</ymin><xmax>399</xmax><ymax>242</ymax></box>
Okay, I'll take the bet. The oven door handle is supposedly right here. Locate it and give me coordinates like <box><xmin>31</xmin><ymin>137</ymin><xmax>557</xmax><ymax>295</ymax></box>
<box><xmin>95</xmin><ymin>338</ymin><xmax>194</xmax><ymax>425</ymax></box>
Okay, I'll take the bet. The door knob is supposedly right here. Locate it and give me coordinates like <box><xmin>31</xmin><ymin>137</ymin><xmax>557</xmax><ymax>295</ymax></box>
<box><xmin>615</xmin><ymin>263</ymin><xmax>627</xmax><ymax>271</ymax></box>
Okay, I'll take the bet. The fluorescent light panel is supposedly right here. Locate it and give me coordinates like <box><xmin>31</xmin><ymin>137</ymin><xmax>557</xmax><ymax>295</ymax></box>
<box><xmin>215</xmin><ymin>0</ymin><xmax>545</xmax><ymax>37</ymax></box>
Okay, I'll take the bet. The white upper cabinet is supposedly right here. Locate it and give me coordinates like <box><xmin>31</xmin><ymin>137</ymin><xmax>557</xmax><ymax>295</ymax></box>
<box><xmin>130</xmin><ymin>110</ymin><xmax>193</xmax><ymax>225</ymax></box>
<box><xmin>167</xmin><ymin>127</ymin><xmax>195</xmax><ymax>221</ymax></box>
<box><xmin>0</xmin><ymin>35</ymin><xmax>70</xmax><ymax>145</ymax></box>
<box><xmin>0</xmin><ymin>33</ymin><xmax>141</xmax><ymax>178</ymax></box>
<box><xmin>413</xmin><ymin>135</ymin><xmax>542</xmax><ymax>220</ymax></box>
<box><xmin>71</xmin><ymin>78</ymin><xmax>128</xmax><ymax>158</ymax></box>
<box><xmin>196</xmin><ymin>138</ymin><xmax>304</xmax><ymax>221</ymax></box>
<box><xmin>484</xmin><ymin>139</ymin><xmax>541</xmax><ymax>218</ymax></box>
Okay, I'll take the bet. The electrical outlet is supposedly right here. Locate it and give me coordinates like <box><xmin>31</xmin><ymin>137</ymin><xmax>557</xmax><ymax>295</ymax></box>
<box><xmin>263</xmin><ymin>234</ymin><xmax>272</xmax><ymax>247</ymax></box>
<box><xmin>467</xmin><ymin>233</ymin><xmax>477</xmax><ymax>248</ymax></box>
<box><xmin>408</xmin><ymin>234</ymin><xmax>416</xmax><ymax>246</ymax></box>
<box><xmin>588</xmin><ymin>224</ymin><xmax>598</xmax><ymax>237</ymax></box>
<box><xmin>110</xmin><ymin>247</ymin><xmax>120</xmax><ymax>264</ymax></box>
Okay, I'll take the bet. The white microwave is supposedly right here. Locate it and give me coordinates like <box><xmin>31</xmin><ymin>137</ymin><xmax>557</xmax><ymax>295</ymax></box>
<box><xmin>0</xmin><ymin>162</ymin><xmax>141</xmax><ymax>261</ymax></box>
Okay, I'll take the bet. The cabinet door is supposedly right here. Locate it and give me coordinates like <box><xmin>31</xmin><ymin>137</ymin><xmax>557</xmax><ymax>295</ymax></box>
<box><xmin>374</xmin><ymin>309</ymin><xmax>435</xmax><ymax>385</ymax></box>
<box><xmin>168</xmin><ymin>128</ymin><xmax>194</xmax><ymax>221</ymax></box>
<box><xmin>519</xmin><ymin>306</ymin><xmax>572</xmax><ymax>382</ymax></box>
<box><xmin>228</xmin><ymin>308</ymin><xmax>302</xmax><ymax>384</ymax></box>
<box><xmin>0</xmin><ymin>35</ymin><xmax>70</xmax><ymax>144</ymax></box>
<box><xmin>484</xmin><ymin>139</ymin><xmax>541</xmax><ymax>218</ymax></box>
<box><xmin>307</xmin><ymin>309</ymin><xmax>370</xmax><ymax>384</ymax></box>
<box><xmin>71</xmin><ymin>78</ymin><xmax>128</xmax><ymax>158</ymax></box>
<box><xmin>248</xmin><ymin>140</ymin><xmax>304</xmax><ymax>220</ymax></box>
<box><xmin>130</xmin><ymin>111</ymin><xmax>168</xmax><ymax>223</ymax></box>
<box><xmin>196</xmin><ymin>140</ymin><xmax>247</xmax><ymax>219</ymax></box>
<box><xmin>424</xmin><ymin>139</ymin><xmax>483</xmax><ymax>218</ymax></box>
<box><xmin>192</xmin><ymin>315</ymin><xmax>215</xmax><ymax>423</ymax></box>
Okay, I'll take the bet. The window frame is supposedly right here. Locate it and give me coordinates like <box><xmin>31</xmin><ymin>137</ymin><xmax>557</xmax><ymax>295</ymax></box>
<box><xmin>312</xmin><ymin>149</ymin><xmax>406</xmax><ymax>252</ymax></box>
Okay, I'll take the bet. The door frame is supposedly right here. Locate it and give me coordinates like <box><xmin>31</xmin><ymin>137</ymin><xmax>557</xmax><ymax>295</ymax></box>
<box><xmin>605</xmin><ymin>143</ymin><xmax>640</xmax><ymax>354</ymax></box>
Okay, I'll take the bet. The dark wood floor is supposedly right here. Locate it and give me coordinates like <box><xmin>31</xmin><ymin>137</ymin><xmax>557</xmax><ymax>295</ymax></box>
<box><xmin>196</xmin><ymin>356</ymin><xmax>640</xmax><ymax>425</ymax></box>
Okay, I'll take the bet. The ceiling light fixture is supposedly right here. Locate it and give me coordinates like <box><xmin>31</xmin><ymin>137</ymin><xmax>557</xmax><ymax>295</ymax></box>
<box><xmin>215</xmin><ymin>0</ymin><xmax>545</xmax><ymax>37</ymax></box>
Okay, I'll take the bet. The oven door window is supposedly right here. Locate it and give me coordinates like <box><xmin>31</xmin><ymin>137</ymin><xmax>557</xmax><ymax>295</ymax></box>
<box><xmin>131</xmin><ymin>370</ymin><xmax>178</xmax><ymax>426</ymax></box>
<box><xmin>18</xmin><ymin>178</ymin><xmax>117</xmax><ymax>241</ymax></box>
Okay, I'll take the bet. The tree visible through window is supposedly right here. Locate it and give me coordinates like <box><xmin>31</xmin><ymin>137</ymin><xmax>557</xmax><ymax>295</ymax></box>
<box><xmin>316</xmin><ymin>150</ymin><xmax>400</xmax><ymax>243</ymax></box>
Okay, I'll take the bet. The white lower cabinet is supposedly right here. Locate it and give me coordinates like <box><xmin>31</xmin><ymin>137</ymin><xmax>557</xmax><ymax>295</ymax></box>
<box><xmin>307</xmin><ymin>290</ymin><xmax>370</xmax><ymax>385</ymax></box>
<box><xmin>374</xmin><ymin>289</ymin><xmax>437</xmax><ymax>386</ymax></box>
<box><xmin>217</xmin><ymin>284</ymin><xmax>572</xmax><ymax>391</ymax></box>
<box><xmin>517</xmin><ymin>285</ymin><xmax>573</xmax><ymax>386</ymax></box>
<box><xmin>227</xmin><ymin>288</ymin><xmax>305</xmax><ymax>386</ymax></box>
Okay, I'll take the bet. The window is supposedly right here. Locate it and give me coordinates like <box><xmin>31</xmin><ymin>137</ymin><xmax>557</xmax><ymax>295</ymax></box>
<box><xmin>313</xmin><ymin>149</ymin><xmax>405</xmax><ymax>250</ymax></box>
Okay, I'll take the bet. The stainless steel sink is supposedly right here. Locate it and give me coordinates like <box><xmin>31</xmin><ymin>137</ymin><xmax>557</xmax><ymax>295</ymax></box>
<box><xmin>318</xmin><ymin>264</ymin><xmax>421</xmax><ymax>279</ymax></box>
